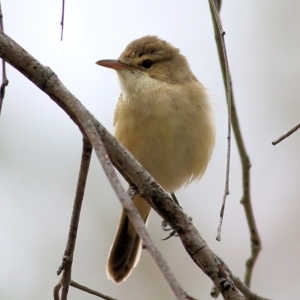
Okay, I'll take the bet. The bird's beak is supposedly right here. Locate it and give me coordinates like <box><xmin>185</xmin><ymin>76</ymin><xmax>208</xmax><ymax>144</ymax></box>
<box><xmin>96</xmin><ymin>59</ymin><xmax>136</xmax><ymax>71</ymax></box>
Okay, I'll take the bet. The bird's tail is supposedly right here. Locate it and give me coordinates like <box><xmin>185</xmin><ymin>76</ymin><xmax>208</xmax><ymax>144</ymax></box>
<box><xmin>106</xmin><ymin>193</ymin><xmax>151</xmax><ymax>283</ymax></box>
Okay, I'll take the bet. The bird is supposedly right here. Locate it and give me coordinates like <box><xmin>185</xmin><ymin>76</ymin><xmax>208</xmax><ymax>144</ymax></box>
<box><xmin>96</xmin><ymin>35</ymin><xmax>215</xmax><ymax>283</ymax></box>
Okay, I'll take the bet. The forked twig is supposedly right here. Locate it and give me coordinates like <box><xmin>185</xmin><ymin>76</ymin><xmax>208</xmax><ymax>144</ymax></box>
<box><xmin>209</xmin><ymin>0</ymin><xmax>261</xmax><ymax>287</ymax></box>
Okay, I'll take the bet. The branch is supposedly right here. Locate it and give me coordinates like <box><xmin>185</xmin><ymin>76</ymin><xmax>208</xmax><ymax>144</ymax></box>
<box><xmin>0</xmin><ymin>30</ymin><xmax>267</xmax><ymax>299</ymax></box>
<box><xmin>209</xmin><ymin>0</ymin><xmax>262</xmax><ymax>287</ymax></box>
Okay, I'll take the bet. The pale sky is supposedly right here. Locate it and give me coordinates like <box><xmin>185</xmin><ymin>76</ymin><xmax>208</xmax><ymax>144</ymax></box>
<box><xmin>0</xmin><ymin>1</ymin><xmax>300</xmax><ymax>299</ymax></box>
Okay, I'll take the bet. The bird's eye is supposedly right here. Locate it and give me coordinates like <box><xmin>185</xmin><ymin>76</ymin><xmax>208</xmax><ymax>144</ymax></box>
<box><xmin>141</xmin><ymin>59</ymin><xmax>153</xmax><ymax>69</ymax></box>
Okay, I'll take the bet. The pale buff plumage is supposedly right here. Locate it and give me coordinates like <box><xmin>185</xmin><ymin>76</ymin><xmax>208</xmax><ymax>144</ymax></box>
<box><xmin>96</xmin><ymin>35</ymin><xmax>215</xmax><ymax>283</ymax></box>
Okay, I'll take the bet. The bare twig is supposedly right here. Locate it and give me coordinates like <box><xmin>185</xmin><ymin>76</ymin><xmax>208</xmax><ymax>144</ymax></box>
<box><xmin>209</xmin><ymin>0</ymin><xmax>261</xmax><ymax>287</ymax></box>
<box><xmin>0</xmin><ymin>2</ymin><xmax>9</xmax><ymax>116</ymax></box>
<box><xmin>272</xmin><ymin>122</ymin><xmax>300</xmax><ymax>145</ymax></box>
<box><xmin>56</xmin><ymin>137</ymin><xmax>92</xmax><ymax>300</ymax></box>
<box><xmin>208</xmin><ymin>0</ymin><xmax>232</xmax><ymax>242</ymax></box>
<box><xmin>70</xmin><ymin>280</ymin><xmax>117</xmax><ymax>300</ymax></box>
<box><xmin>0</xmin><ymin>30</ymin><xmax>250</xmax><ymax>299</ymax></box>
<box><xmin>60</xmin><ymin>0</ymin><xmax>65</xmax><ymax>41</ymax></box>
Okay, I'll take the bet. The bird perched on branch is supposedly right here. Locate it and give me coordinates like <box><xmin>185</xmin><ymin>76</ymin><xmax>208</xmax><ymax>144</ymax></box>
<box><xmin>96</xmin><ymin>35</ymin><xmax>215</xmax><ymax>283</ymax></box>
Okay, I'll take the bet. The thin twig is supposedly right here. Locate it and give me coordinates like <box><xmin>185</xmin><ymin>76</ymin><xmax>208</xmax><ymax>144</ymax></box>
<box><xmin>56</xmin><ymin>137</ymin><xmax>92</xmax><ymax>300</ymax></box>
<box><xmin>70</xmin><ymin>280</ymin><xmax>117</xmax><ymax>300</ymax></box>
<box><xmin>60</xmin><ymin>0</ymin><xmax>65</xmax><ymax>41</ymax></box>
<box><xmin>208</xmin><ymin>0</ymin><xmax>261</xmax><ymax>287</ymax></box>
<box><xmin>0</xmin><ymin>2</ymin><xmax>9</xmax><ymax>116</ymax></box>
<box><xmin>0</xmin><ymin>30</ymin><xmax>249</xmax><ymax>299</ymax></box>
<box><xmin>272</xmin><ymin>122</ymin><xmax>300</xmax><ymax>145</ymax></box>
<box><xmin>208</xmin><ymin>0</ymin><xmax>232</xmax><ymax>242</ymax></box>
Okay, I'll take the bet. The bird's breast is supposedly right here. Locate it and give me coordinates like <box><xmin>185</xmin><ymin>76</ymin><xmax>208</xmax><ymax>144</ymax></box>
<box><xmin>114</xmin><ymin>83</ymin><xmax>215</xmax><ymax>192</ymax></box>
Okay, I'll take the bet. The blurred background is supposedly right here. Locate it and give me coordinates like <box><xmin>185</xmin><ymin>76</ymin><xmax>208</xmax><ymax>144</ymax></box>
<box><xmin>0</xmin><ymin>1</ymin><xmax>300</xmax><ymax>299</ymax></box>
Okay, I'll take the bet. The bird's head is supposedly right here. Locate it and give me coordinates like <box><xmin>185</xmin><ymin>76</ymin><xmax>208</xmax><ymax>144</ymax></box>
<box><xmin>96</xmin><ymin>36</ymin><xmax>195</xmax><ymax>97</ymax></box>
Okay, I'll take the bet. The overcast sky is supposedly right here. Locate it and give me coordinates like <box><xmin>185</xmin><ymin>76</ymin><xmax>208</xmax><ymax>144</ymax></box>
<box><xmin>0</xmin><ymin>1</ymin><xmax>300</xmax><ymax>299</ymax></box>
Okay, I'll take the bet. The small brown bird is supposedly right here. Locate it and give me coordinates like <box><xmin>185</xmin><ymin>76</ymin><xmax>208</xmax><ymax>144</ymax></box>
<box><xmin>96</xmin><ymin>36</ymin><xmax>215</xmax><ymax>283</ymax></box>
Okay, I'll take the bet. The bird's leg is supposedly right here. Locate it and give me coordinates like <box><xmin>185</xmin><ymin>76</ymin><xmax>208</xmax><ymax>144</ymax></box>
<box><xmin>129</xmin><ymin>185</ymin><xmax>180</xmax><ymax>240</ymax></box>
<box><xmin>161</xmin><ymin>193</ymin><xmax>182</xmax><ymax>239</ymax></box>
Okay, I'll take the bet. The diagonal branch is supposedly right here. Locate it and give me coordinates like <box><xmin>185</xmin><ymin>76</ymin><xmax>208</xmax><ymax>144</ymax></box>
<box><xmin>209</xmin><ymin>0</ymin><xmax>262</xmax><ymax>287</ymax></box>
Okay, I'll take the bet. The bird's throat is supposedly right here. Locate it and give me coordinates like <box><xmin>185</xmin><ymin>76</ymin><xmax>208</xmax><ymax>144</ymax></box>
<box><xmin>117</xmin><ymin>71</ymin><xmax>169</xmax><ymax>108</ymax></box>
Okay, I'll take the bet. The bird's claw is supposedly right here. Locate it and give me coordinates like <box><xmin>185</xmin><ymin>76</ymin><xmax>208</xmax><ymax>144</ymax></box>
<box><xmin>161</xmin><ymin>219</ymin><xmax>178</xmax><ymax>240</ymax></box>
<box><xmin>162</xmin><ymin>229</ymin><xmax>178</xmax><ymax>240</ymax></box>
